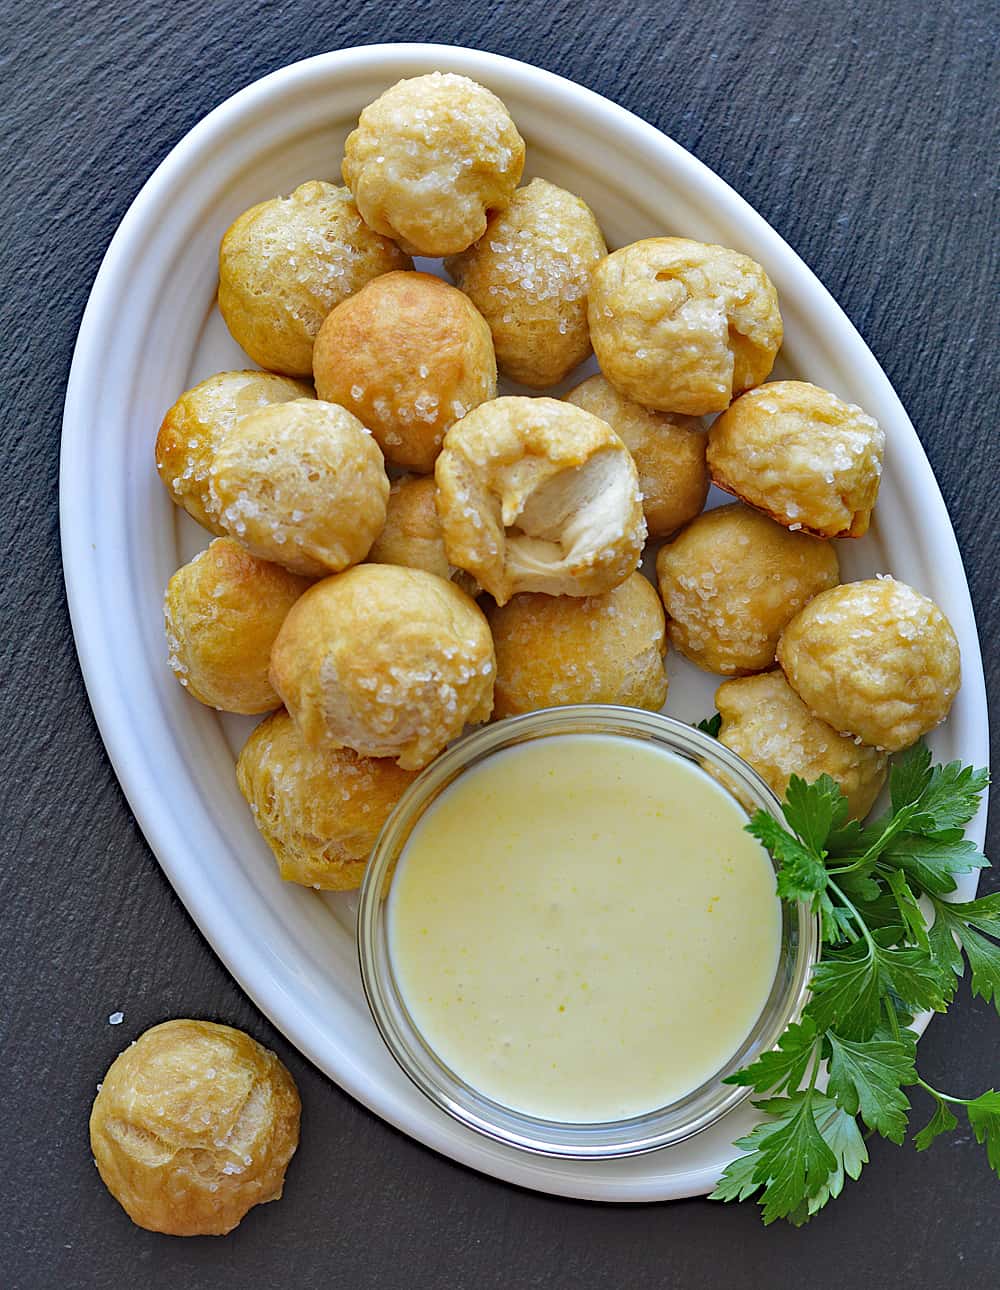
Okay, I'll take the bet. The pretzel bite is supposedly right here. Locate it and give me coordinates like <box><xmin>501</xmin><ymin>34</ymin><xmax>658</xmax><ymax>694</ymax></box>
<box><xmin>368</xmin><ymin>475</ymin><xmax>452</xmax><ymax>579</ymax></box>
<box><xmin>588</xmin><ymin>237</ymin><xmax>782</xmax><ymax>414</ymax></box>
<box><xmin>489</xmin><ymin>572</ymin><xmax>667</xmax><ymax>718</ymax></box>
<box><xmin>90</xmin><ymin>1020</ymin><xmax>300</xmax><ymax>1236</ymax></box>
<box><xmin>342</xmin><ymin>73</ymin><xmax>525</xmax><ymax>256</ymax></box>
<box><xmin>312</xmin><ymin>271</ymin><xmax>497</xmax><ymax>472</ymax></box>
<box><xmin>236</xmin><ymin>709</ymin><xmax>417</xmax><ymax>890</ymax></box>
<box><xmin>367</xmin><ymin>475</ymin><xmax>477</xmax><ymax>595</ymax></box>
<box><xmin>217</xmin><ymin>181</ymin><xmax>409</xmax><ymax>377</ymax></box>
<box><xmin>155</xmin><ymin>371</ymin><xmax>313</xmax><ymax>535</ymax></box>
<box><xmin>715</xmin><ymin>671</ymin><xmax>888</xmax><ymax>819</ymax></box>
<box><xmin>269</xmin><ymin>564</ymin><xmax>495</xmax><ymax>770</ymax></box>
<box><xmin>446</xmin><ymin>178</ymin><xmax>607</xmax><ymax>387</ymax></box>
<box><xmin>655</xmin><ymin>504</ymin><xmax>839</xmax><ymax>675</ymax></box>
<box><xmin>707</xmin><ymin>381</ymin><xmax>885</xmax><ymax>538</ymax></box>
<box><xmin>435</xmin><ymin>396</ymin><xmax>645</xmax><ymax>605</ymax></box>
<box><xmin>565</xmin><ymin>374</ymin><xmax>708</xmax><ymax>537</ymax></box>
<box><xmin>777</xmin><ymin>578</ymin><xmax>961</xmax><ymax>751</ymax></box>
<box><xmin>208</xmin><ymin>398</ymin><xmax>389</xmax><ymax>578</ymax></box>
<box><xmin>164</xmin><ymin>539</ymin><xmax>311</xmax><ymax>713</ymax></box>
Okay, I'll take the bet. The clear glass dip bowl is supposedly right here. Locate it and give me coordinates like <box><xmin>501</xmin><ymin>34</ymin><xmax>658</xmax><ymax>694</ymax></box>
<box><xmin>357</xmin><ymin>705</ymin><xmax>818</xmax><ymax>1159</ymax></box>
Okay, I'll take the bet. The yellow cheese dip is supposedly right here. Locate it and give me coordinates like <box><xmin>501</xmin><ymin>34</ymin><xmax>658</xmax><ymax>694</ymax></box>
<box><xmin>387</xmin><ymin>733</ymin><xmax>782</xmax><ymax>1123</ymax></box>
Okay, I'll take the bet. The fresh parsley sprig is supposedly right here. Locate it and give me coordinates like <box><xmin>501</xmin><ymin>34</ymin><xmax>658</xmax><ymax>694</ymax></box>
<box><xmin>704</xmin><ymin>740</ymin><xmax>995</xmax><ymax>1224</ymax></box>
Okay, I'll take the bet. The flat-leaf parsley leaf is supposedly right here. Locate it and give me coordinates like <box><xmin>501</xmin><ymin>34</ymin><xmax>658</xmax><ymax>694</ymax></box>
<box><xmin>711</xmin><ymin>744</ymin><xmax>993</xmax><ymax>1223</ymax></box>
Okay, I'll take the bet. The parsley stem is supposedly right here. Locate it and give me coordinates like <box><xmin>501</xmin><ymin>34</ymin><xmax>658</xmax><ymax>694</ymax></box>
<box><xmin>807</xmin><ymin>1043</ymin><xmax>823</xmax><ymax>1095</ymax></box>
<box><xmin>826</xmin><ymin>812</ymin><xmax>911</xmax><ymax>877</ymax></box>
<box><xmin>915</xmin><ymin>1077</ymin><xmax>972</xmax><ymax>1107</ymax></box>
<box><xmin>826</xmin><ymin>861</ymin><xmax>866</xmax><ymax>877</ymax></box>
<box><xmin>827</xmin><ymin>877</ymin><xmax>876</xmax><ymax>951</ymax></box>
<box><xmin>882</xmin><ymin>996</ymin><xmax>902</xmax><ymax>1042</ymax></box>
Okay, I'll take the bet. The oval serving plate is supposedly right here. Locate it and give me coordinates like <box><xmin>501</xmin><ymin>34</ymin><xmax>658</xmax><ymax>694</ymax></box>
<box><xmin>60</xmin><ymin>44</ymin><xmax>988</xmax><ymax>1202</ymax></box>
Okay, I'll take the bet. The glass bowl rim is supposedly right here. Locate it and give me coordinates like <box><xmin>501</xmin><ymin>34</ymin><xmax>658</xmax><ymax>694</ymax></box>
<box><xmin>357</xmin><ymin>704</ymin><xmax>818</xmax><ymax>1160</ymax></box>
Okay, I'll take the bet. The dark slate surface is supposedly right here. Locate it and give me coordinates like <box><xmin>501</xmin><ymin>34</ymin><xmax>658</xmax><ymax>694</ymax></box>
<box><xmin>2</xmin><ymin>0</ymin><xmax>997</xmax><ymax>1285</ymax></box>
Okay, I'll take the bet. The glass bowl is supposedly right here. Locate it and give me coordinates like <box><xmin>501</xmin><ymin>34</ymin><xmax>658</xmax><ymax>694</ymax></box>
<box><xmin>357</xmin><ymin>705</ymin><xmax>817</xmax><ymax>1159</ymax></box>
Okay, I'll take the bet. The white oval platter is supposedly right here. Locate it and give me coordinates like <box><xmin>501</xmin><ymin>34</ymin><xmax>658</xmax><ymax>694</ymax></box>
<box><xmin>60</xmin><ymin>44</ymin><xmax>988</xmax><ymax>1202</ymax></box>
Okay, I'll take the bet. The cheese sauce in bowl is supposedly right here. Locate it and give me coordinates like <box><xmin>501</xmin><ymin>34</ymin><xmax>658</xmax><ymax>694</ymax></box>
<box><xmin>358</xmin><ymin>707</ymin><xmax>816</xmax><ymax>1158</ymax></box>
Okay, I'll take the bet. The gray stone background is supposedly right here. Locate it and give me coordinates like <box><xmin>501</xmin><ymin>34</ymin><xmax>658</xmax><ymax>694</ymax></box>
<box><xmin>2</xmin><ymin>0</ymin><xmax>997</xmax><ymax>1285</ymax></box>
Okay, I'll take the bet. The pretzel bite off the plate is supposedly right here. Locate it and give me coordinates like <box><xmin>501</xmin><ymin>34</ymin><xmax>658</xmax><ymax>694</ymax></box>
<box><xmin>155</xmin><ymin>371</ymin><xmax>313</xmax><ymax>535</ymax></box>
<box><xmin>716</xmin><ymin>671</ymin><xmax>888</xmax><ymax>820</ymax></box>
<box><xmin>236</xmin><ymin>709</ymin><xmax>417</xmax><ymax>890</ymax></box>
<box><xmin>489</xmin><ymin>572</ymin><xmax>668</xmax><ymax>718</ymax></box>
<box><xmin>342</xmin><ymin>72</ymin><xmax>525</xmax><ymax>256</ymax></box>
<box><xmin>565</xmin><ymin>374</ymin><xmax>708</xmax><ymax>537</ymax></box>
<box><xmin>777</xmin><ymin>578</ymin><xmax>961</xmax><ymax>751</ymax></box>
<box><xmin>708</xmin><ymin>381</ymin><xmax>885</xmax><ymax>538</ymax></box>
<box><xmin>446</xmin><ymin>177</ymin><xmax>607</xmax><ymax>388</ymax></box>
<box><xmin>312</xmin><ymin>271</ymin><xmax>497</xmax><ymax>473</ymax></box>
<box><xmin>435</xmin><ymin>396</ymin><xmax>645</xmax><ymax>606</ymax></box>
<box><xmin>164</xmin><ymin>538</ymin><xmax>311</xmax><ymax>713</ymax></box>
<box><xmin>218</xmin><ymin>181</ymin><xmax>410</xmax><ymax>378</ymax></box>
<box><xmin>588</xmin><ymin>237</ymin><xmax>782</xmax><ymax>415</ymax></box>
<box><xmin>655</xmin><ymin>504</ymin><xmax>840</xmax><ymax>675</ymax></box>
<box><xmin>269</xmin><ymin>564</ymin><xmax>495</xmax><ymax>770</ymax></box>
<box><xmin>208</xmin><ymin>399</ymin><xmax>389</xmax><ymax>579</ymax></box>
<box><xmin>90</xmin><ymin>1020</ymin><xmax>300</xmax><ymax>1236</ymax></box>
